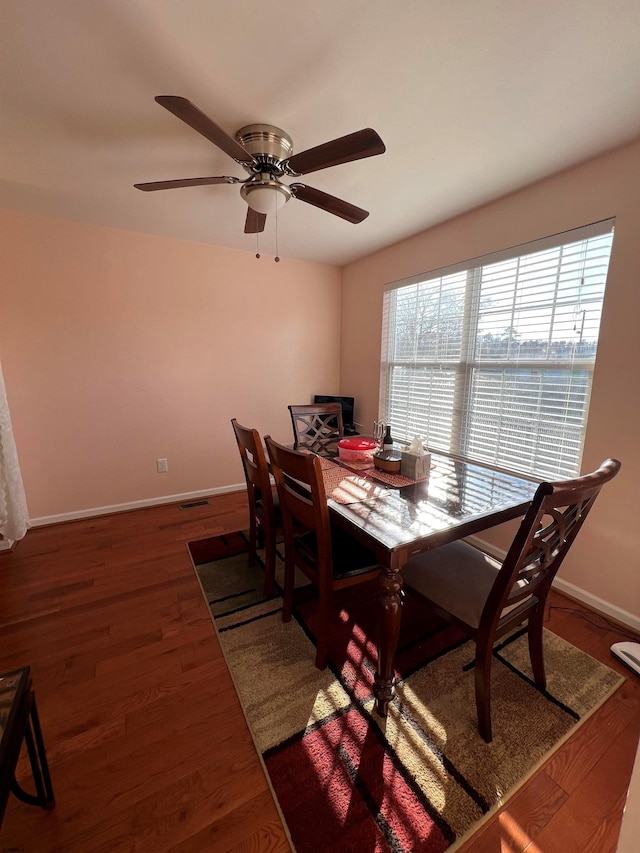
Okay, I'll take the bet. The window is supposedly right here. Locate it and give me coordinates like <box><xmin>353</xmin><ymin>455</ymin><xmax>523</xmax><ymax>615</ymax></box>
<box><xmin>381</xmin><ymin>219</ymin><xmax>615</xmax><ymax>480</ymax></box>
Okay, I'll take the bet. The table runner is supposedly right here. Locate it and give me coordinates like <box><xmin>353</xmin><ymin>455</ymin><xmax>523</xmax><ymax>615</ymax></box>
<box><xmin>299</xmin><ymin>447</ymin><xmax>433</xmax><ymax>494</ymax></box>
<box><xmin>336</xmin><ymin>458</ymin><xmax>434</xmax><ymax>488</ymax></box>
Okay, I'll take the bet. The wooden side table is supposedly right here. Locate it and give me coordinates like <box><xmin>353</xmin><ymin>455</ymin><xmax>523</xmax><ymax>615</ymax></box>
<box><xmin>0</xmin><ymin>667</ymin><xmax>54</xmax><ymax>826</ymax></box>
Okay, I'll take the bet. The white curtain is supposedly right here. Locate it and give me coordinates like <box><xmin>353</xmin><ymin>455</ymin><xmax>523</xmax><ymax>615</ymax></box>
<box><xmin>0</xmin><ymin>362</ymin><xmax>29</xmax><ymax>541</ymax></box>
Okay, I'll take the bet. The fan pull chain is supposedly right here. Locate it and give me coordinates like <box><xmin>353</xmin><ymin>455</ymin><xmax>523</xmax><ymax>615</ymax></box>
<box><xmin>275</xmin><ymin>206</ymin><xmax>280</xmax><ymax>262</ymax></box>
<box><xmin>255</xmin><ymin>231</ymin><xmax>260</xmax><ymax>259</ymax></box>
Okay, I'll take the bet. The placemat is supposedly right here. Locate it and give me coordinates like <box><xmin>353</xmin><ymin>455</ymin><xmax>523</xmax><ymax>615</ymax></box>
<box><xmin>301</xmin><ymin>448</ymin><xmax>433</xmax><ymax>491</ymax></box>
<box><xmin>297</xmin><ymin>448</ymin><xmax>341</xmax><ymax>470</ymax></box>
<box><xmin>321</xmin><ymin>467</ymin><xmax>389</xmax><ymax>504</ymax></box>
<box><xmin>317</xmin><ymin>456</ymin><xmax>340</xmax><ymax>471</ymax></box>
<box><xmin>367</xmin><ymin>467</ymin><xmax>429</xmax><ymax>488</ymax></box>
<box><xmin>334</xmin><ymin>458</ymin><xmax>375</xmax><ymax>473</ymax></box>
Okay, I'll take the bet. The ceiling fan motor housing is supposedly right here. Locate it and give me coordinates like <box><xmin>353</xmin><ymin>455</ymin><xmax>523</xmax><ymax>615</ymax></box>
<box><xmin>235</xmin><ymin>124</ymin><xmax>293</xmax><ymax>174</ymax></box>
<box><xmin>236</xmin><ymin>124</ymin><xmax>295</xmax><ymax>213</ymax></box>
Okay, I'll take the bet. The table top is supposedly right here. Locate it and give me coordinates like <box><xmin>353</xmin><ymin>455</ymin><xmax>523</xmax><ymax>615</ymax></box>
<box><xmin>328</xmin><ymin>452</ymin><xmax>539</xmax><ymax>566</ymax></box>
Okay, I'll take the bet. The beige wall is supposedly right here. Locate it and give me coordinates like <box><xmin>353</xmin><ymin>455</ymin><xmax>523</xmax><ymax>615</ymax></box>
<box><xmin>2</xmin><ymin>140</ymin><xmax>638</xmax><ymax>620</ymax></box>
<box><xmin>0</xmin><ymin>210</ymin><xmax>341</xmax><ymax>519</ymax></box>
<box><xmin>340</xmin><ymin>138</ymin><xmax>640</xmax><ymax>621</ymax></box>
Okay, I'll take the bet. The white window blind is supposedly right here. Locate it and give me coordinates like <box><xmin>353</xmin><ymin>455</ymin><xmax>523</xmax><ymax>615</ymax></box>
<box><xmin>381</xmin><ymin>219</ymin><xmax>615</xmax><ymax>480</ymax></box>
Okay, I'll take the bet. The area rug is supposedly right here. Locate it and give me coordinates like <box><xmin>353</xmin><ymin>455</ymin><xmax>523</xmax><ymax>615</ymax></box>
<box><xmin>188</xmin><ymin>532</ymin><xmax>624</xmax><ymax>853</ymax></box>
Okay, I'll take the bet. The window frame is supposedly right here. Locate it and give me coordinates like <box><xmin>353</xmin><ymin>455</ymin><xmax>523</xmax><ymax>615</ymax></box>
<box><xmin>380</xmin><ymin>219</ymin><xmax>615</xmax><ymax>481</ymax></box>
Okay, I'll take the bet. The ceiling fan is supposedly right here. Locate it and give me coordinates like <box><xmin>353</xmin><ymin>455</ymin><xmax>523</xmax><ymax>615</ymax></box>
<box><xmin>134</xmin><ymin>96</ymin><xmax>386</xmax><ymax>234</ymax></box>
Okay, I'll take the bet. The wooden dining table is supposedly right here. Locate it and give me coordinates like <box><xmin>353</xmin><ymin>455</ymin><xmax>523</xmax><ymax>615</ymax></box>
<box><xmin>318</xmin><ymin>447</ymin><xmax>539</xmax><ymax>717</ymax></box>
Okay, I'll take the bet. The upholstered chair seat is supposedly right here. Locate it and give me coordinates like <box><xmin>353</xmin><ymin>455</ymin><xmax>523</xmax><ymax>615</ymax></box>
<box><xmin>403</xmin><ymin>542</ymin><xmax>529</xmax><ymax>629</ymax></box>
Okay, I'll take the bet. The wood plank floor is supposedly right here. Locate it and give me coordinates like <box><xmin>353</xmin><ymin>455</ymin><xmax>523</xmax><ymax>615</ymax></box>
<box><xmin>0</xmin><ymin>492</ymin><xmax>637</xmax><ymax>852</ymax></box>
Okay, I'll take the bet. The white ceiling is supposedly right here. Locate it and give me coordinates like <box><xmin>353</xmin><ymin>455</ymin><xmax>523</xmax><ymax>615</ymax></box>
<box><xmin>2</xmin><ymin>1</ymin><xmax>640</xmax><ymax>266</ymax></box>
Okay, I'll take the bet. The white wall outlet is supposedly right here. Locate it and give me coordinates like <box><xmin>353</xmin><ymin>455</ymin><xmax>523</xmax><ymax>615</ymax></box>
<box><xmin>156</xmin><ymin>458</ymin><xmax>168</xmax><ymax>473</ymax></box>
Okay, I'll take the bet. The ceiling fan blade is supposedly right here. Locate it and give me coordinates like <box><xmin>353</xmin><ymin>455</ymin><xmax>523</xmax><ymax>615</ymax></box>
<box><xmin>134</xmin><ymin>176</ymin><xmax>240</xmax><ymax>192</ymax></box>
<box><xmin>155</xmin><ymin>95</ymin><xmax>254</xmax><ymax>164</ymax></box>
<box><xmin>290</xmin><ymin>184</ymin><xmax>369</xmax><ymax>223</ymax></box>
<box><xmin>244</xmin><ymin>208</ymin><xmax>267</xmax><ymax>233</ymax></box>
<box><xmin>286</xmin><ymin>128</ymin><xmax>385</xmax><ymax>176</ymax></box>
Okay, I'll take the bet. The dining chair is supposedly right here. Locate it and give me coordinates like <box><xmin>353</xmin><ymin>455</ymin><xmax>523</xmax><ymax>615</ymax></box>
<box><xmin>401</xmin><ymin>457</ymin><xmax>621</xmax><ymax>742</ymax></box>
<box><xmin>288</xmin><ymin>403</ymin><xmax>344</xmax><ymax>456</ymax></box>
<box><xmin>264</xmin><ymin>435</ymin><xmax>381</xmax><ymax>670</ymax></box>
<box><xmin>231</xmin><ymin>418</ymin><xmax>282</xmax><ymax>596</ymax></box>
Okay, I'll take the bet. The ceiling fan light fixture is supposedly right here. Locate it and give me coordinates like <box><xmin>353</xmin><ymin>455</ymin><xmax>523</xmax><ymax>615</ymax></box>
<box><xmin>241</xmin><ymin>180</ymin><xmax>291</xmax><ymax>214</ymax></box>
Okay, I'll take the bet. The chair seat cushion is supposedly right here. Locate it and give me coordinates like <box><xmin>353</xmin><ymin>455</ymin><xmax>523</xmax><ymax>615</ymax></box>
<box><xmin>402</xmin><ymin>541</ymin><xmax>502</xmax><ymax>629</ymax></box>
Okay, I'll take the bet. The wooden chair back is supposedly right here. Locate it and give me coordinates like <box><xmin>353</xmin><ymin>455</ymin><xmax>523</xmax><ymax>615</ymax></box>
<box><xmin>264</xmin><ymin>435</ymin><xmax>380</xmax><ymax>669</ymax></box>
<box><xmin>230</xmin><ymin>418</ymin><xmax>279</xmax><ymax>595</ymax></box>
<box><xmin>263</xmin><ymin>436</ymin><xmax>331</xmax><ymax>584</ymax></box>
<box><xmin>484</xmin><ymin>457</ymin><xmax>622</xmax><ymax>638</ymax></box>
<box><xmin>231</xmin><ymin>419</ymin><xmax>272</xmax><ymax>515</ymax></box>
<box><xmin>288</xmin><ymin>403</ymin><xmax>344</xmax><ymax>454</ymax></box>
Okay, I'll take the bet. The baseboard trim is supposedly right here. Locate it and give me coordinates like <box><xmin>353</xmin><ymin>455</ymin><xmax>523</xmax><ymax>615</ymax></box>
<box><xmin>468</xmin><ymin>534</ymin><xmax>640</xmax><ymax>634</ymax></box>
<box><xmin>29</xmin><ymin>483</ymin><xmax>246</xmax><ymax>528</ymax></box>
<box><xmin>549</xmin><ymin>577</ymin><xmax>640</xmax><ymax>634</ymax></box>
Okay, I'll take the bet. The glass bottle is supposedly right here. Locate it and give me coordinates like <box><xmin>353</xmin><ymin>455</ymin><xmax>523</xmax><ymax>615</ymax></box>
<box><xmin>383</xmin><ymin>425</ymin><xmax>393</xmax><ymax>454</ymax></box>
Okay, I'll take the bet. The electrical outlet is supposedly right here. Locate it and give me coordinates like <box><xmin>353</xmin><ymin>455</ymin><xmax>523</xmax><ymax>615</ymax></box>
<box><xmin>156</xmin><ymin>458</ymin><xmax>168</xmax><ymax>473</ymax></box>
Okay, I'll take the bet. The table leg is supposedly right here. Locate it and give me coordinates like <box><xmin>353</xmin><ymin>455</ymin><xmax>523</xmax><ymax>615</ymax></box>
<box><xmin>27</xmin><ymin>693</ymin><xmax>54</xmax><ymax>808</ymax></box>
<box><xmin>373</xmin><ymin>566</ymin><xmax>403</xmax><ymax>717</ymax></box>
<box><xmin>10</xmin><ymin>691</ymin><xmax>54</xmax><ymax>810</ymax></box>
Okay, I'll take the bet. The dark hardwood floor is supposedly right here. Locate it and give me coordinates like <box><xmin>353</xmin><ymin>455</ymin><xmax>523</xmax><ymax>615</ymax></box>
<box><xmin>0</xmin><ymin>492</ymin><xmax>637</xmax><ymax>852</ymax></box>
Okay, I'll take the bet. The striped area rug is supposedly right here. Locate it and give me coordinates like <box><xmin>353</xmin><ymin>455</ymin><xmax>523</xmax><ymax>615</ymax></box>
<box><xmin>189</xmin><ymin>532</ymin><xmax>623</xmax><ymax>853</ymax></box>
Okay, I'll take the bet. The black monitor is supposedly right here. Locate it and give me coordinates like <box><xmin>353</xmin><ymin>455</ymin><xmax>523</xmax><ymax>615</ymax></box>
<box><xmin>313</xmin><ymin>395</ymin><xmax>356</xmax><ymax>433</ymax></box>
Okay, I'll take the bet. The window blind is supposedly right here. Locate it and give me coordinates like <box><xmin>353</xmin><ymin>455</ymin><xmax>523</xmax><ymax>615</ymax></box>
<box><xmin>380</xmin><ymin>219</ymin><xmax>615</xmax><ymax>480</ymax></box>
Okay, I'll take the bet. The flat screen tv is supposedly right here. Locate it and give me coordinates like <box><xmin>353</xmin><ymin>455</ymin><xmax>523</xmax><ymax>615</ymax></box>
<box><xmin>313</xmin><ymin>394</ymin><xmax>356</xmax><ymax>430</ymax></box>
